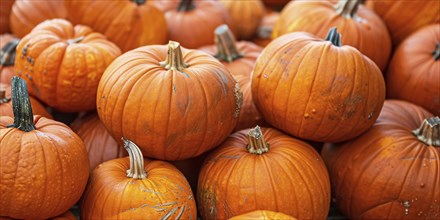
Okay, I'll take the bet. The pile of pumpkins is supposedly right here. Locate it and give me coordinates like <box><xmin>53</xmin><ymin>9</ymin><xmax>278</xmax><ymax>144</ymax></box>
<box><xmin>0</xmin><ymin>0</ymin><xmax>439</xmax><ymax>219</ymax></box>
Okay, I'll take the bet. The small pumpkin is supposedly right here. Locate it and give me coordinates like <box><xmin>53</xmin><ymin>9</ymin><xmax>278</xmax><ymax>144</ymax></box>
<box><xmin>198</xmin><ymin>126</ymin><xmax>331</xmax><ymax>220</ymax></box>
<box><xmin>252</xmin><ymin>28</ymin><xmax>385</xmax><ymax>143</ymax></box>
<box><xmin>0</xmin><ymin>0</ymin><xmax>14</xmax><ymax>34</ymax></box>
<box><xmin>97</xmin><ymin>41</ymin><xmax>242</xmax><ymax>161</ymax></box>
<box><xmin>273</xmin><ymin>0</ymin><xmax>391</xmax><ymax>71</ymax></box>
<box><xmin>14</xmin><ymin>18</ymin><xmax>121</xmax><ymax>112</ymax></box>
<box><xmin>229</xmin><ymin>210</ymin><xmax>297</xmax><ymax>220</ymax></box>
<box><xmin>10</xmin><ymin>0</ymin><xmax>68</xmax><ymax>38</ymax></box>
<box><xmin>0</xmin><ymin>33</ymin><xmax>19</xmax><ymax>85</ymax></box>
<box><xmin>321</xmin><ymin>100</ymin><xmax>440</xmax><ymax>219</ymax></box>
<box><xmin>80</xmin><ymin>138</ymin><xmax>197</xmax><ymax>219</ymax></box>
<box><xmin>70</xmin><ymin>112</ymin><xmax>127</xmax><ymax>172</ymax></box>
<box><xmin>0</xmin><ymin>77</ymin><xmax>89</xmax><ymax>219</ymax></box>
<box><xmin>386</xmin><ymin>24</ymin><xmax>440</xmax><ymax>116</ymax></box>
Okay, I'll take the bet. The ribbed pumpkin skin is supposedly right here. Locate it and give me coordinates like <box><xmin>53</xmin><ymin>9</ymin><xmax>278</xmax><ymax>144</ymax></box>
<box><xmin>0</xmin><ymin>0</ymin><xmax>14</xmax><ymax>34</ymax></box>
<box><xmin>198</xmin><ymin>128</ymin><xmax>331</xmax><ymax>220</ymax></box>
<box><xmin>0</xmin><ymin>34</ymin><xmax>18</xmax><ymax>85</ymax></box>
<box><xmin>97</xmin><ymin>45</ymin><xmax>240</xmax><ymax>161</ymax></box>
<box><xmin>219</xmin><ymin>0</ymin><xmax>265</xmax><ymax>40</ymax></box>
<box><xmin>252</xmin><ymin>32</ymin><xmax>385</xmax><ymax>143</ymax></box>
<box><xmin>80</xmin><ymin>158</ymin><xmax>197</xmax><ymax>220</ymax></box>
<box><xmin>369</xmin><ymin>0</ymin><xmax>440</xmax><ymax>46</ymax></box>
<box><xmin>229</xmin><ymin>210</ymin><xmax>297</xmax><ymax>220</ymax></box>
<box><xmin>272</xmin><ymin>0</ymin><xmax>391</xmax><ymax>71</ymax></box>
<box><xmin>386</xmin><ymin>24</ymin><xmax>440</xmax><ymax>116</ymax></box>
<box><xmin>65</xmin><ymin>0</ymin><xmax>167</xmax><ymax>52</ymax></box>
<box><xmin>14</xmin><ymin>19</ymin><xmax>121</xmax><ymax>112</ymax></box>
<box><xmin>70</xmin><ymin>113</ymin><xmax>127</xmax><ymax>172</ymax></box>
<box><xmin>321</xmin><ymin>100</ymin><xmax>440</xmax><ymax>219</ymax></box>
<box><xmin>10</xmin><ymin>0</ymin><xmax>67</xmax><ymax>38</ymax></box>
<box><xmin>0</xmin><ymin>116</ymin><xmax>89</xmax><ymax>219</ymax></box>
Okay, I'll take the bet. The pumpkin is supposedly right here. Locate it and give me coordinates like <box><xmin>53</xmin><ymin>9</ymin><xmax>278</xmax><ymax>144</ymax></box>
<box><xmin>0</xmin><ymin>82</ymin><xmax>52</xmax><ymax>119</ymax></box>
<box><xmin>252</xmin><ymin>28</ymin><xmax>385</xmax><ymax>143</ymax></box>
<box><xmin>164</xmin><ymin>0</ymin><xmax>236</xmax><ymax>49</ymax></box>
<box><xmin>0</xmin><ymin>0</ymin><xmax>14</xmax><ymax>34</ymax></box>
<box><xmin>0</xmin><ymin>77</ymin><xmax>89</xmax><ymax>219</ymax></box>
<box><xmin>199</xmin><ymin>25</ymin><xmax>265</xmax><ymax>131</ymax></box>
<box><xmin>0</xmin><ymin>33</ymin><xmax>19</xmax><ymax>85</ymax></box>
<box><xmin>218</xmin><ymin>0</ymin><xmax>265</xmax><ymax>40</ymax></box>
<box><xmin>321</xmin><ymin>100</ymin><xmax>440</xmax><ymax>219</ymax></box>
<box><xmin>65</xmin><ymin>0</ymin><xmax>167</xmax><ymax>52</ymax></box>
<box><xmin>97</xmin><ymin>41</ymin><xmax>242</xmax><ymax>161</ymax></box>
<box><xmin>368</xmin><ymin>0</ymin><xmax>440</xmax><ymax>46</ymax></box>
<box><xmin>252</xmin><ymin>9</ymin><xmax>280</xmax><ymax>47</ymax></box>
<box><xmin>10</xmin><ymin>0</ymin><xmax>67</xmax><ymax>38</ymax></box>
<box><xmin>229</xmin><ymin>210</ymin><xmax>297</xmax><ymax>220</ymax></box>
<box><xmin>70</xmin><ymin>112</ymin><xmax>127</xmax><ymax>172</ymax></box>
<box><xmin>386</xmin><ymin>24</ymin><xmax>440</xmax><ymax>116</ymax></box>
<box><xmin>14</xmin><ymin>18</ymin><xmax>121</xmax><ymax>112</ymax></box>
<box><xmin>80</xmin><ymin>138</ymin><xmax>197</xmax><ymax>219</ymax></box>
<box><xmin>198</xmin><ymin>126</ymin><xmax>331</xmax><ymax>220</ymax></box>
<box><xmin>273</xmin><ymin>0</ymin><xmax>391</xmax><ymax>71</ymax></box>
<box><xmin>0</xmin><ymin>210</ymin><xmax>76</xmax><ymax>220</ymax></box>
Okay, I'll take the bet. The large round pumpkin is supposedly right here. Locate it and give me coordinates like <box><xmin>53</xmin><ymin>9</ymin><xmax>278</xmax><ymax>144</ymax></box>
<box><xmin>386</xmin><ymin>24</ymin><xmax>440</xmax><ymax>116</ymax></box>
<box><xmin>80</xmin><ymin>138</ymin><xmax>197</xmax><ymax>219</ymax></box>
<box><xmin>97</xmin><ymin>41</ymin><xmax>242</xmax><ymax>161</ymax></box>
<box><xmin>0</xmin><ymin>33</ymin><xmax>19</xmax><ymax>85</ymax></box>
<box><xmin>0</xmin><ymin>0</ymin><xmax>14</xmax><ymax>34</ymax></box>
<box><xmin>229</xmin><ymin>210</ymin><xmax>297</xmax><ymax>220</ymax></box>
<box><xmin>252</xmin><ymin>28</ymin><xmax>385</xmax><ymax>143</ymax></box>
<box><xmin>65</xmin><ymin>0</ymin><xmax>167</xmax><ymax>52</ymax></box>
<box><xmin>273</xmin><ymin>0</ymin><xmax>391</xmax><ymax>71</ymax></box>
<box><xmin>14</xmin><ymin>19</ymin><xmax>121</xmax><ymax>112</ymax></box>
<box><xmin>198</xmin><ymin>126</ymin><xmax>331</xmax><ymax>220</ymax></box>
<box><xmin>321</xmin><ymin>100</ymin><xmax>440</xmax><ymax>219</ymax></box>
<box><xmin>0</xmin><ymin>77</ymin><xmax>89</xmax><ymax>219</ymax></box>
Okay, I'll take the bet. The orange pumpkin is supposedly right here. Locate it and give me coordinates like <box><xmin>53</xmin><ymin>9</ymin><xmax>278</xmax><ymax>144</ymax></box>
<box><xmin>252</xmin><ymin>28</ymin><xmax>385</xmax><ymax>143</ymax></box>
<box><xmin>229</xmin><ymin>210</ymin><xmax>297</xmax><ymax>220</ymax></box>
<box><xmin>65</xmin><ymin>0</ymin><xmax>167</xmax><ymax>52</ymax></box>
<box><xmin>80</xmin><ymin>138</ymin><xmax>197</xmax><ymax>219</ymax></box>
<box><xmin>252</xmin><ymin>9</ymin><xmax>280</xmax><ymax>47</ymax></box>
<box><xmin>51</xmin><ymin>211</ymin><xmax>77</xmax><ymax>220</ymax></box>
<box><xmin>70</xmin><ymin>112</ymin><xmax>127</xmax><ymax>172</ymax></box>
<box><xmin>10</xmin><ymin>0</ymin><xmax>67</xmax><ymax>38</ymax></box>
<box><xmin>273</xmin><ymin>0</ymin><xmax>391</xmax><ymax>71</ymax></box>
<box><xmin>0</xmin><ymin>0</ymin><xmax>14</xmax><ymax>34</ymax></box>
<box><xmin>386</xmin><ymin>24</ymin><xmax>440</xmax><ymax>116</ymax></box>
<box><xmin>368</xmin><ymin>0</ymin><xmax>440</xmax><ymax>46</ymax></box>
<box><xmin>321</xmin><ymin>100</ymin><xmax>440</xmax><ymax>219</ymax></box>
<box><xmin>97</xmin><ymin>41</ymin><xmax>242</xmax><ymax>161</ymax></box>
<box><xmin>0</xmin><ymin>33</ymin><xmax>19</xmax><ymax>85</ymax></box>
<box><xmin>0</xmin><ymin>77</ymin><xmax>89</xmax><ymax>219</ymax></box>
<box><xmin>14</xmin><ymin>19</ymin><xmax>121</xmax><ymax>112</ymax></box>
<box><xmin>198</xmin><ymin>126</ymin><xmax>331</xmax><ymax>220</ymax></box>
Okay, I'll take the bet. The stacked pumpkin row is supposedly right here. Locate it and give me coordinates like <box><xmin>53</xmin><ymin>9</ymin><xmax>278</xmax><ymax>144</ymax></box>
<box><xmin>0</xmin><ymin>0</ymin><xmax>439</xmax><ymax>219</ymax></box>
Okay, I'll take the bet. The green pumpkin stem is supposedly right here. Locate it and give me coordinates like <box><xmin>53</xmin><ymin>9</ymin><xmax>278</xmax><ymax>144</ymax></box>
<box><xmin>325</xmin><ymin>27</ymin><xmax>342</xmax><ymax>47</ymax></box>
<box><xmin>178</xmin><ymin>0</ymin><xmax>195</xmax><ymax>11</ymax></box>
<box><xmin>67</xmin><ymin>36</ymin><xmax>84</xmax><ymax>45</ymax></box>
<box><xmin>131</xmin><ymin>0</ymin><xmax>146</xmax><ymax>5</ymax></box>
<box><xmin>0</xmin><ymin>38</ymin><xmax>20</xmax><ymax>66</ymax></box>
<box><xmin>247</xmin><ymin>126</ymin><xmax>269</xmax><ymax>154</ymax></box>
<box><xmin>214</xmin><ymin>24</ymin><xmax>243</xmax><ymax>63</ymax></box>
<box><xmin>7</xmin><ymin>77</ymin><xmax>36</xmax><ymax>132</ymax></box>
<box><xmin>335</xmin><ymin>0</ymin><xmax>362</xmax><ymax>18</ymax></box>
<box><xmin>433</xmin><ymin>43</ymin><xmax>440</xmax><ymax>61</ymax></box>
<box><xmin>412</xmin><ymin>117</ymin><xmax>440</xmax><ymax>147</ymax></box>
<box><xmin>160</xmin><ymin>41</ymin><xmax>189</xmax><ymax>72</ymax></box>
<box><xmin>122</xmin><ymin>138</ymin><xmax>148</xmax><ymax>179</ymax></box>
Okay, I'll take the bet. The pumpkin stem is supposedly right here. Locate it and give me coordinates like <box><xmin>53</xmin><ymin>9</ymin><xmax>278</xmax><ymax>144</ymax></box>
<box><xmin>122</xmin><ymin>138</ymin><xmax>148</xmax><ymax>179</ymax></box>
<box><xmin>67</xmin><ymin>36</ymin><xmax>84</xmax><ymax>45</ymax></box>
<box><xmin>7</xmin><ymin>77</ymin><xmax>36</xmax><ymax>132</ymax></box>
<box><xmin>160</xmin><ymin>41</ymin><xmax>189</xmax><ymax>72</ymax></box>
<box><xmin>412</xmin><ymin>117</ymin><xmax>440</xmax><ymax>147</ymax></box>
<box><xmin>247</xmin><ymin>126</ymin><xmax>269</xmax><ymax>154</ymax></box>
<box><xmin>178</xmin><ymin>0</ymin><xmax>195</xmax><ymax>12</ymax></box>
<box><xmin>325</xmin><ymin>27</ymin><xmax>342</xmax><ymax>47</ymax></box>
<box><xmin>131</xmin><ymin>0</ymin><xmax>146</xmax><ymax>5</ymax></box>
<box><xmin>0</xmin><ymin>89</ymin><xmax>11</xmax><ymax>104</ymax></box>
<box><xmin>0</xmin><ymin>38</ymin><xmax>19</xmax><ymax>66</ymax></box>
<box><xmin>433</xmin><ymin>43</ymin><xmax>440</xmax><ymax>61</ymax></box>
<box><xmin>335</xmin><ymin>0</ymin><xmax>362</xmax><ymax>18</ymax></box>
<box><xmin>214</xmin><ymin>25</ymin><xmax>243</xmax><ymax>63</ymax></box>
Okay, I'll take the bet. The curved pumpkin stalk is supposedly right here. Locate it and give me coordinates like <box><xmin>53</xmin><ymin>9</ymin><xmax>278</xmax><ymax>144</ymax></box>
<box><xmin>122</xmin><ymin>137</ymin><xmax>148</xmax><ymax>179</ymax></box>
<box><xmin>7</xmin><ymin>76</ymin><xmax>36</xmax><ymax>132</ymax></box>
<box><xmin>214</xmin><ymin>24</ymin><xmax>243</xmax><ymax>63</ymax></box>
<box><xmin>412</xmin><ymin>117</ymin><xmax>440</xmax><ymax>147</ymax></box>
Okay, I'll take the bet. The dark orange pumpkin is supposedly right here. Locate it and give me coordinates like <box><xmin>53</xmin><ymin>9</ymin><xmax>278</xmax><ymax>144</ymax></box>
<box><xmin>70</xmin><ymin>112</ymin><xmax>127</xmax><ymax>172</ymax></box>
<box><xmin>0</xmin><ymin>0</ymin><xmax>14</xmax><ymax>34</ymax></box>
<box><xmin>198</xmin><ymin>126</ymin><xmax>331</xmax><ymax>220</ymax></box>
<box><xmin>386</xmin><ymin>24</ymin><xmax>440</xmax><ymax>116</ymax></box>
<box><xmin>0</xmin><ymin>33</ymin><xmax>19</xmax><ymax>85</ymax></box>
<box><xmin>80</xmin><ymin>138</ymin><xmax>197</xmax><ymax>219</ymax></box>
<box><xmin>273</xmin><ymin>0</ymin><xmax>391</xmax><ymax>71</ymax></box>
<box><xmin>252</xmin><ymin>28</ymin><xmax>385</xmax><ymax>143</ymax></box>
<box><xmin>252</xmin><ymin>9</ymin><xmax>280</xmax><ymax>47</ymax></box>
<box><xmin>0</xmin><ymin>77</ymin><xmax>89</xmax><ymax>219</ymax></box>
<box><xmin>321</xmin><ymin>100</ymin><xmax>440</xmax><ymax>219</ymax></box>
<box><xmin>229</xmin><ymin>210</ymin><xmax>297</xmax><ymax>220</ymax></box>
<box><xmin>14</xmin><ymin>19</ymin><xmax>121</xmax><ymax>112</ymax></box>
<box><xmin>10</xmin><ymin>0</ymin><xmax>67</xmax><ymax>38</ymax></box>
